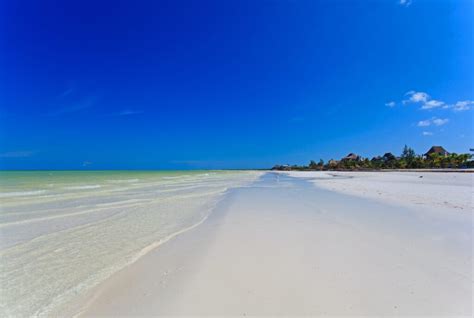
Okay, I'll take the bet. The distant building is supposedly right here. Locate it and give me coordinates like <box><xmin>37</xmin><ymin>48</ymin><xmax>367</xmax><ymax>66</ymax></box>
<box><xmin>341</xmin><ymin>153</ymin><xmax>360</xmax><ymax>161</ymax></box>
<box><xmin>424</xmin><ymin>146</ymin><xmax>449</xmax><ymax>158</ymax></box>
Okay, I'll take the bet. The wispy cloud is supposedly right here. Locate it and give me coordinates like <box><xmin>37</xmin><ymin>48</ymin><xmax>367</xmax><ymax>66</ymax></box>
<box><xmin>58</xmin><ymin>88</ymin><xmax>74</xmax><ymax>98</ymax></box>
<box><xmin>399</xmin><ymin>0</ymin><xmax>412</xmax><ymax>7</ymax></box>
<box><xmin>417</xmin><ymin>117</ymin><xmax>449</xmax><ymax>127</ymax></box>
<box><xmin>432</xmin><ymin>118</ymin><xmax>449</xmax><ymax>126</ymax></box>
<box><xmin>417</xmin><ymin>119</ymin><xmax>431</xmax><ymax>127</ymax></box>
<box><xmin>452</xmin><ymin>100</ymin><xmax>474</xmax><ymax>112</ymax></box>
<box><xmin>0</xmin><ymin>151</ymin><xmax>34</xmax><ymax>158</ymax></box>
<box><xmin>289</xmin><ymin>116</ymin><xmax>304</xmax><ymax>123</ymax></box>
<box><xmin>422</xmin><ymin>131</ymin><xmax>433</xmax><ymax>136</ymax></box>
<box><xmin>421</xmin><ymin>99</ymin><xmax>445</xmax><ymax>110</ymax></box>
<box><xmin>385</xmin><ymin>101</ymin><xmax>396</xmax><ymax>108</ymax></box>
<box><xmin>117</xmin><ymin>110</ymin><xmax>144</xmax><ymax>116</ymax></box>
<box><xmin>48</xmin><ymin>97</ymin><xmax>96</xmax><ymax>116</ymax></box>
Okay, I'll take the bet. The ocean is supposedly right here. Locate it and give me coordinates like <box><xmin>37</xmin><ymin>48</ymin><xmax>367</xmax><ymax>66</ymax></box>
<box><xmin>0</xmin><ymin>170</ymin><xmax>261</xmax><ymax>317</ymax></box>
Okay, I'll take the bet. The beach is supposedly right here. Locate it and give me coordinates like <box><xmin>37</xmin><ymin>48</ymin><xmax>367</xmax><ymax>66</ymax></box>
<box><xmin>286</xmin><ymin>170</ymin><xmax>473</xmax><ymax>212</ymax></box>
<box><xmin>75</xmin><ymin>171</ymin><xmax>472</xmax><ymax>316</ymax></box>
<box><xmin>0</xmin><ymin>171</ymin><xmax>261</xmax><ymax>317</ymax></box>
<box><xmin>0</xmin><ymin>170</ymin><xmax>472</xmax><ymax>316</ymax></box>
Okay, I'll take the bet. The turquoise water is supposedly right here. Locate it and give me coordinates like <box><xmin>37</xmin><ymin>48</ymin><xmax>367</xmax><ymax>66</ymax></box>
<box><xmin>0</xmin><ymin>170</ymin><xmax>261</xmax><ymax>317</ymax></box>
<box><xmin>0</xmin><ymin>170</ymin><xmax>225</xmax><ymax>195</ymax></box>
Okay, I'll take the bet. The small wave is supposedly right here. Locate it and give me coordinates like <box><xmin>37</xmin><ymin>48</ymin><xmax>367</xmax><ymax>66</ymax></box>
<box><xmin>0</xmin><ymin>190</ymin><xmax>47</xmax><ymax>198</ymax></box>
<box><xmin>106</xmin><ymin>179</ymin><xmax>140</xmax><ymax>184</ymax></box>
<box><xmin>162</xmin><ymin>175</ymin><xmax>190</xmax><ymax>180</ymax></box>
<box><xmin>64</xmin><ymin>185</ymin><xmax>102</xmax><ymax>190</ymax></box>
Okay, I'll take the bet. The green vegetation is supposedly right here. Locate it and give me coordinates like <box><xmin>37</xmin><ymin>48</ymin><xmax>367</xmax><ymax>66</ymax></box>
<box><xmin>271</xmin><ymin>145</ymin><xmax>473</xmax><ymax>171</ymax></box>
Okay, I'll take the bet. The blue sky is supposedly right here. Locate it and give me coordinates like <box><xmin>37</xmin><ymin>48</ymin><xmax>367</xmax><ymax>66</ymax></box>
<box><xmin>1</xmin><ymin>0</ymin><xmax>473</xmax><ymax>169</ymax></box>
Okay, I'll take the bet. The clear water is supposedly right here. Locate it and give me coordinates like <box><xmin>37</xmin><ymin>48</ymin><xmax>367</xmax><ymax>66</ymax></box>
<box><xmin>0</xmin><ymin>170</ymin><xmax>261</xmax><ymax>317</ymax></box>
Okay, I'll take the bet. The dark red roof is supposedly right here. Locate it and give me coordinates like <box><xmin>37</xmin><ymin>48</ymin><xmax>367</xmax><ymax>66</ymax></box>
<box><xmin>425</xmin><ymin>146</ymin><xmax>449</xmax><ymax>156</ymax></box>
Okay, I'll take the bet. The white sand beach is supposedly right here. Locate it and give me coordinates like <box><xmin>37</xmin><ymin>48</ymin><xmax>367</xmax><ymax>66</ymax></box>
<box><xmin>74</xmin><ymin>171</ymin><xmax>472</xmax><ymax>317</ymax></box>
<box><xmin>286</xmin><ymin>170</ymin><xmax>473</xmax><ymax>213</ymax></box>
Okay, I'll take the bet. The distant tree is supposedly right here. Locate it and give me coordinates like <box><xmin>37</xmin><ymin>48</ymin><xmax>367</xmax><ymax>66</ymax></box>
<box><xmin>428</xmin><ymin>153</ymin><xmax>442</xmax><ymax>168</ymax></box>
<box><xmin>465</xmin><ymin>154</ymin><xmax>474</xmax><ymax>168</ymax></box>
<box><xmin>339</xmin><ymin>159</ymin><xmax>357</xmax><ymax>170</ymax></box>
<box><xmin>411</xmin><ymin>156</ymin><xmax>425</xmax><ymax>169</ymax></box>
<box><xmin>401</xmin><ymin>145</ymin><xmax>416</xmax><ymax>160</ymax></box>
<box><xmin>447</xmin><ymin>153</ymin><xmax>472</xmax><ymax>168</ymax></box>
<box><xmin>309</xmin><ymin>160</ymin><xmax>318</xmax><ymax>170</ymax></box>
<box><xmin>397</xmin><ymin>158</ymin><xmax>407</xmax><ymax>169</ymax></box>
<box><xmin>382</xmin><ymin>152</ymin><xmax>397</xmax><ymax>168</ymax></box>
<box><xmin>327</xmin><ymin>159</ymin><xmax>338</xmax><ymax>170</ymax></box>
<box><xmin>360</xmin><ymin>158</ymin><xmax>371</xmax><ymax>169</ymax></box>
<box><xmin>461</xmin><ymin>153</ymin><xmax>473</xmax><ymax>165</ymax></box>
<box><xmin>370</xmin><ymin>156</ymin><xmax>383</xmax><ymax>169</ymax></box>
<box><xmin>400</xmin><ymin>145</ymin><xmax>415</xmax><ymax>168</ymax></box>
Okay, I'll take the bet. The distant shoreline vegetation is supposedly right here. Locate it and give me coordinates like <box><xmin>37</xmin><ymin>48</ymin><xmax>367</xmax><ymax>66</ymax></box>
<box><xmin>272</xmin><ymin>145</ymin><xmax>474</xmax><ymax>171</ymax></box>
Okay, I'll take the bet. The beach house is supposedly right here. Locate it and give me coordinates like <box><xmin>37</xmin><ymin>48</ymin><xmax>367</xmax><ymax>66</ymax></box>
<box><xmin>424</xmin><ymin>146</ymin><xmax>449</xmax><ymax>158</ymax></box>
<box><xmin>341</xmin><ymin>153</ymin><xmax>361</xmax><ymax>161</ymax></box>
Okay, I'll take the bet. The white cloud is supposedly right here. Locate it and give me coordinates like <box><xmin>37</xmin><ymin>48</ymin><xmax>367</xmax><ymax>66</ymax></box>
<box><xmin>398</xmin><ymin>91</ymin><xmax>472</xmax><ymax>112</ymax></box>
<box><xmin>417</xmin><ymin>120</ymin><xmax>431</xmax><ymax>127</ymax></box>
<box><xmin>417</xmin><ymin>117</ymin><xmax>449</xmax><ymax>127</ymax></box>
<box><xmin>421</xmin><ymin>99</ymin><xmax>445</xmax><ymax>109</ymax></box>
<box><xmin>391</xmin><ymin>90</ymin><xmax>470</xmax><ymax>131</ymax></box>
<box><xmin>452</xmin><ymin>100</ymin><xmax>474</xmax><ymax>112</ymax></box>
<box><xmin>399</xmin><ymin>0</ymin><xmax>412</xmax><ymax>7</ymax></box>
<box><xmin>422</xmin><ymin>131</ymin><xmax>433</xmax><ymax>136</ymax></box>
<box><xmin>404</xmin><ymin>91</ymin><xmax>430</xmax><ymax>104</ymax></box>
<box><xmin>432</xmin><ymin>118</ymin><xmax>449</xmax><ymax>126</ymax></box>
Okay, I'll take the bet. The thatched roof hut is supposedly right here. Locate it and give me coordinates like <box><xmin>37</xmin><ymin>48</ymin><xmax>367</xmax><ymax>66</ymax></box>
<box><xmin>424</xmin><ymin>146</ymin><xmax>449</xmax><ymax>157</ymax></box>
<box><xmin>342</xmin><ymin>153</ymin><xmax>360</xmax><ymax>161</ymax></box>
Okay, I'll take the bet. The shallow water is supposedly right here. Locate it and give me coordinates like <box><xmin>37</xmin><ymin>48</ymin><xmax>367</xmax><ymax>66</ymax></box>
<box><xmin>0</xmin><ymin>170</ymin><xmax>260</xmax><ymax>317</ymax></box>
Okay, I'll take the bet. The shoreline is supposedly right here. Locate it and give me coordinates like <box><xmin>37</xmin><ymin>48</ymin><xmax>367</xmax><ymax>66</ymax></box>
<box><xmin>66</xmin><ymin>209</ymin><xmax>216</xmax><ymax>318</ymax></box>
<box><xmin>0</xmin><ymin>170</ymin><xmax>262</xmax><ymax>317</ymax></box>
<box><xmin>74</xmin><ymin>172</ymin><xmax>472</xmax><ymax>316</ymax></box>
